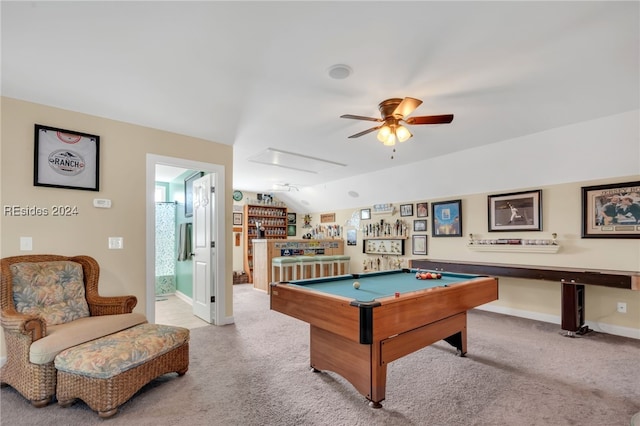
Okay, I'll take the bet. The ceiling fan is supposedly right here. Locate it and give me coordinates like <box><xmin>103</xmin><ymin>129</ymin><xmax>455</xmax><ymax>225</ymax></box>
<box><xmin>340</xmin><ymin>97</ymin><xmax>453</xmax><ymax>146</ymax></box>
<box><xmin>270</xmin><ymin>183</ymin><xmax>300</xmax><ymax>192</ymax></box>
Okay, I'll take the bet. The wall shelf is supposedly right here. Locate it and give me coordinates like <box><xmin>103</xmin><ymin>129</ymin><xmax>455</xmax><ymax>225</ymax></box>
<box><xmin>243</xmin><ymin>204</ymin><xmax>287</xmax><ymax>283</ymax></box>
<box><xmin>466</xmin><ymin>244</ymin><xmax>560</xmax><ymax>254</ymax></box>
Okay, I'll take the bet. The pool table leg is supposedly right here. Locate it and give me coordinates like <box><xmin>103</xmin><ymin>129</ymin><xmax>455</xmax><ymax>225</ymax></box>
<box><xmin>309</xmin><ymin>325</ymin><xmax>387</xmax><ymax>408</ymax></box>
<box><xmin>443</xmin><ymin>330</ymin><xmax>467</xmax><ymax>357</ymax></box>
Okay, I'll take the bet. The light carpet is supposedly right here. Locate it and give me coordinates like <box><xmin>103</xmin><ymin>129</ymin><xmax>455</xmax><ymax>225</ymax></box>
<box><xmin>1</xmin><ymin>283</ymin><xmax>639</xmax><ymax>425</ymax></box>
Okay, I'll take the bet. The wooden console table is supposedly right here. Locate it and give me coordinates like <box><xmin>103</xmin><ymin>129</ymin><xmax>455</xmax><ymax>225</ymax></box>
<box><xmin>410</xmin><ymin>259</ymin><xmax>639</xmax><ymax>335</ymax></box>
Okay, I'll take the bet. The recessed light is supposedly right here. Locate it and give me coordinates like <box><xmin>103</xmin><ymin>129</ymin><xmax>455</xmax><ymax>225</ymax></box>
<box><xmin>328</xmin><ymin>64</ymin><xmax>352</xmax><ymax>80</ymax></box>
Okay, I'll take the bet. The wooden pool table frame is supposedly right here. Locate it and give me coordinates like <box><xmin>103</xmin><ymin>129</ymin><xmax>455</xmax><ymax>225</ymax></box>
<box><xmin>270</xmin><ymin>273</ymin><xmax>498</xmax><ymax>407</ymax></box>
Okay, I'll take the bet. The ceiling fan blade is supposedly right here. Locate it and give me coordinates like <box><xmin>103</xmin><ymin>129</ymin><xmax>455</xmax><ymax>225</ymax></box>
<box><xmin>393</xmin><ymin>97</ymin><xmax>423</xmax><ymax>118</ymax></box>
<box><xmin>348</xmin><ymin>126</ymin><xmax>381</xmax><ymax>138</ymax></box>
<box><xmin>405</xmin><ymin>114</ymin><xmax>454</xmax><ymax>125</ymax></box>
<box><xmin>340</xmin><ymin>114</ymin><xmax>382</xmax><ymax>122</ymax></box>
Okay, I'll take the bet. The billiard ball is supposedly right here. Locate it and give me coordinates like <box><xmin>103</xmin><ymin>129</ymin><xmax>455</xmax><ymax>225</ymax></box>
<box><xmin>436</xmin><ymin>273</ymin><xmax>442</xmax><ymax>279</ymax></box>
<box><xmin>353</xmin><ymin>281</ymin><xmax>360</xmax><ymax>289</ymax></box>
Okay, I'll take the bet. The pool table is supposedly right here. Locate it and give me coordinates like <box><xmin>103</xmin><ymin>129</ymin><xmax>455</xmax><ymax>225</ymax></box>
<box><xmin>270</xmin><ymin>269</ymin><xmax>498</xmax><ymax>407</ymax></box>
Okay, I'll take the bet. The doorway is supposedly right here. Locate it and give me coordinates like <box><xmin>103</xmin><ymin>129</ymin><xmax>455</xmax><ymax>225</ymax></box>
<box><xmin>146</xmin><ymin>154</ymin><xmax>229</xmax><ymax>326</ymax></box>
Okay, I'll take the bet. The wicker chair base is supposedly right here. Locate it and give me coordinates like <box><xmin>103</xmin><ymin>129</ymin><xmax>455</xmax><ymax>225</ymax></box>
<box><xmin>56</xmin><ymin>342</ymin><xmax>189</xmax><ymax>418</ymax></box>
<box><xmin>0</xmin><ymin>331</ymin><xmax>56</xmax><ymax>407</ymax></box>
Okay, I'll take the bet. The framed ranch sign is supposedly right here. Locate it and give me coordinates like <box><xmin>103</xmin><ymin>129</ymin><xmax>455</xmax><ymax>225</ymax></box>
<box><xmin>34</xmin><ymin>124</ymin><xmax>100</xmax><ymax>191</ymax></box>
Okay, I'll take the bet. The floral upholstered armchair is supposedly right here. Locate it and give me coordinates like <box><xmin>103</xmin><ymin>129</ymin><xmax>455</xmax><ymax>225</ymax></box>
<box><xmin>0</xmin><ymin>255</ymin><xmax>146</xmax><ymax>407</ymax></box>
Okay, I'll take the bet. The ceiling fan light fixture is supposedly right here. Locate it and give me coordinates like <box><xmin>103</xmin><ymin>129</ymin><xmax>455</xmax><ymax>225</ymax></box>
<box><xmin>382</xmin><ymin>132</ymin><xmax>396</xmax><ymax>146</ymax></box>
<box><xmin>377</xmin><ymin>125</ymin><xmax>392</xmax><ymax>142</ymax></box>
<box><xmin>396</xmin><ymin>125</ymin><xmax>412</xmax><ymax>142</ymax></box>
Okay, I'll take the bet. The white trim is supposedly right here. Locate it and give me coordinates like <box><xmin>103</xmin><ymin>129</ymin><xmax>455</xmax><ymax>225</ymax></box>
<box><xmin>476</xmin><ymin>304</ymin><xmax>639</xmax><ymax>340</ymax></box>
<box><xmin>175</xmin><ymin>290</ymin><xmax>192</xmax><ymax>305</ymax></box>
<box><xmin>146</xmin><ymin>154</ymin><xmax>229</xmax><ymax>326</ymax></box>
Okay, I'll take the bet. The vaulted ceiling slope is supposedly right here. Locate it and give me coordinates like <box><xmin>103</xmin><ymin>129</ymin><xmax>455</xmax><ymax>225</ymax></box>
<box><xmin>2</xmin><ymin>1</ymin><xmax>638</xmax><ymax>213</ymax></box>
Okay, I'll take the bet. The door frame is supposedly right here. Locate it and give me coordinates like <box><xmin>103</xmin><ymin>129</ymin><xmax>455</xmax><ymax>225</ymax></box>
<box><xmin>146</xmin><ymin>154</ymin><xmax>229</xmax><ymax>325</ymax></box>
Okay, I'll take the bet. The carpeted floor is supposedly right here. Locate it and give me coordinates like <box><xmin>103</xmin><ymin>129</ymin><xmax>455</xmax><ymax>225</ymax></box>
<box><xmin>1</xmin><ymin>283</ymin><xmax>639</xmax><ymax>425</ymax></box>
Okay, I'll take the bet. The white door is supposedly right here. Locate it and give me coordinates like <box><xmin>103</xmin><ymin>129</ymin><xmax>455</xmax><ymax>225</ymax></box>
<box><xmin>192</xmin><ymin>173</ymin><xmax>216</xmax><ymax>323</ymax></box>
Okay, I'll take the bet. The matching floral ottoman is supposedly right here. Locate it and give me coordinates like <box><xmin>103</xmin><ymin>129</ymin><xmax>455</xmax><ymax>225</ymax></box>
<box><xmin>54</xmin><ymin>323</ymin><xmax>189</xmax><ymax>418</ymax></box>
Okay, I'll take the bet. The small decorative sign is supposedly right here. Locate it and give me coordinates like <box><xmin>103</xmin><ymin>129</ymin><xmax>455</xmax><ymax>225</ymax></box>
<box><xmin>372</xmin><ymin>203</ymin><xmax>394</xmax><ymax>215</ymax></box>
<box><xmin>320</xmin><ymin>213</ymin><xmax>336</xmax><ymax>223</ymax></box>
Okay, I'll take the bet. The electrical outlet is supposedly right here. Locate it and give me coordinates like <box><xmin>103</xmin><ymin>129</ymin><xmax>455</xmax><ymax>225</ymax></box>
<box><xmin>616</xmin><ymin>302</ymin><xmax>627</xmax><ymax>314</ymax></box>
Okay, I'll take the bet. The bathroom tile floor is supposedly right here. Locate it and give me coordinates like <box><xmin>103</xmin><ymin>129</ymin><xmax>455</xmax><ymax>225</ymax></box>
<box><xmin>155</xmin><ymin>294</ymin><xmax>210</xmax><ymax>330</ymax></box>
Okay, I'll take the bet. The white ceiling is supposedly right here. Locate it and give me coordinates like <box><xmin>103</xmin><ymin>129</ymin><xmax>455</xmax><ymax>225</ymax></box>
<box><xmin>2</xmin><ymin>1</ymin><xmax>638</xmax><ymax>213</ymax></box>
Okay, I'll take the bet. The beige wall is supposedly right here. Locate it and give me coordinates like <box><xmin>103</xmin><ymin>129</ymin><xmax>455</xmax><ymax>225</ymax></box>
<box><xmin>1</xmin><ymin>97</ymin><xmax>234</xmax><ymax>357</ymax></box>
<box><xmin>306</xmin><ymin>178</ymin><xmax>640</xmax><ymax>336</ymax></box>
<box><xmin>238</xmin><ymin>182</ymin><xmax>639</xmax><ymax>336</ymax></box>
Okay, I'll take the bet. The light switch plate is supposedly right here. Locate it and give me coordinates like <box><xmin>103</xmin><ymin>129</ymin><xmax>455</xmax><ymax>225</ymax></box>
<box><xmin>108</xmin><ymin>237</ymin><xmax>123</xmax><ymax>249</ymax></box>
<box><xmin>20</xmin><ymin>237</ymin><xmax>33</xmax><ymax>251</ymax></box>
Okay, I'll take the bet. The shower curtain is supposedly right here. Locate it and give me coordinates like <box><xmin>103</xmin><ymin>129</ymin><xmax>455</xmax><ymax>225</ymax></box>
<box><xmin>155</xmin><ymin>202</ymin><xmax>177</xmax><ymax>295</ymax></box>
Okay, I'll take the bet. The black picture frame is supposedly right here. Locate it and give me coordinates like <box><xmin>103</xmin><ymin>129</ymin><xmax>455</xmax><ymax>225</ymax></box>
<box><xmin>287</xmin><ymin>225</ymin><xmax>297</xmax><ymax>237</ymax></box>
<box><xmin>233</xmin><ymin>212</ymin><xmax>243</xmax><ymax>226</ymax></box>
<box><xmin>34</xmin><ymin>124</ymin><xmax>100</xmax><ymax>191</ymax></box>
<box><xmin>184</xmin><ymin>171</ymin><xmax>204</xmax><ymax>218</ymax></box>
<box><xmin>287</xmin><ymin>212</ymin><xmax>297</xmax><ymax>224</ymax></box>
<box><xmin>360</xmin><ymin>208</ymin><xmax>371</xmax><ymax>220</ymax></box>
<box><xmin>400</xmin><ymin>204</ymin><xmax>414</xmax><ymax>217</ymax></box>
<box><xmin>416</xmin><ymin>202</ymin><xmax>429</xmax><ymax>217</ymax></box>
<box><xmin>581</xmin><ymin>180</ymin><xmax>640</xmax><ymax>239</ymax></box>
<box><xmin>413</xmin><ymin>219</ymin><xmax>427</xmax><ymax>232</ymax></box>
<box><xmin>431</xmin><ymin>199</ymin><xmax>462</xmax><ymax>237</ymax></box>
<box><xmin>488</xmin><ymin>190</ymin><xmax>542</xmax><ymax>232</ymax></box>
<box><xmin>412</xmin><ymin>235</ymin><xmax>427</xmax><ymax>255</ymax></box>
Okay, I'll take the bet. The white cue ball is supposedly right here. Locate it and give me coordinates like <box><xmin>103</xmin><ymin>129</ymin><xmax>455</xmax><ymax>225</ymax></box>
<box><xmin>353</xmin><ymin>281</ymin><xmax>360</xmax><ymax>289</ymax></box>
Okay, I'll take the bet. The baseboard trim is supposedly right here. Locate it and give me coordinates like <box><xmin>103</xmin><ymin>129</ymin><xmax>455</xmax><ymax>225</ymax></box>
<box><xmin>174</xmin><ymin>290</ymin><xmax>192</xmax><ymax>305</ymax></box>
<box><xmin>476</xmin><ymin>304</ymin><xmax>639</xmax><ymax>340</ymax></box>
<box><xmin>174</xmin><ymin>291</ymin><xmax>235</xmax><ymax>325</ymax></box>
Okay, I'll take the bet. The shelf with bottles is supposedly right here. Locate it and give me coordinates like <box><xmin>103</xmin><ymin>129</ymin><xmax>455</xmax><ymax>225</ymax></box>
<box><xmin>243</xmin><ymin>204</ymin><xmax>288</xmax><ymax>283</ymax></box>
<box><xmin>245</xmin><ymin>205</ymin><xmax>287</xmax><ymax>217</ymax></box>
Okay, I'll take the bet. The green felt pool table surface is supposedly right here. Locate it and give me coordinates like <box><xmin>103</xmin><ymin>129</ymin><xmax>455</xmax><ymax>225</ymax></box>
<box><xmin>288</xmin><ymin>269</ymin><xmax>484</xmax><ymax>302</ymax></box>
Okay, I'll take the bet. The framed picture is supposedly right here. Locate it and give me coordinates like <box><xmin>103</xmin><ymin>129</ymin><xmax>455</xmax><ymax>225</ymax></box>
<box><xmin>413</xmin><ymin>219</ymin><xmax>427</xmax><ymax>232</ymax></box>
<box><xmin>432</xmin><ymin>199</ymin><xmax>462</xmax><ymax>237</ymax></box>
<box><xmin>346</xmin><ymin>228</ymin><xmax>357</xmax><ymax>246</ymax></box>
<box><xmin>360</xmin><ymin>208</ymin><xmax>371</xmax><ymax>220</ymax></box>
<box><xmin>400</xmin><ymin>204</ymin><xmax>414</xmax><ymax>217</ymax></box>
<box><xmin>184</xmin><ymin>171</ymin><xmax>204</xmax><ymax>217</ymax></box>
<box><xmin>321</xmin><ymin>213</ymin><xmax>336</xmax><ymax>223</ymax></box>
<box><xmin>488</xmin><ymin>190</ymin><xmax>542</xmax><ymax>232</ymax></box>
<box><xmin>416</xmin><ymin>202</ymin><xmax>429</xmax><ymax>217</ymax></box>
<box><xmin>412</xmin><ymin>235</ymin><xmax>427</xmax><ymax>255</ymax></box>
<box><xmin>233</xmin><ymin>212</ymin><xmax>243</xmax><ymax>226</ymax></box>
<box><xmin>34</xmin><ymin>124</ymin><xmax>100</xmax><ymax>191</ymax></box>
<box><xmin>287</xmin><ymin>224</ymin><xmax>297</xmax><ymax>237</ymax></box>
<box><xmin>287</xmin><ymin>212</ymin><xmax>297</xmax><ymax>224</ymax></box>
<box><xmin>581</xmin><ymin>181</ymin><xmax>640</xmax><ymax>239</ymax></box>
